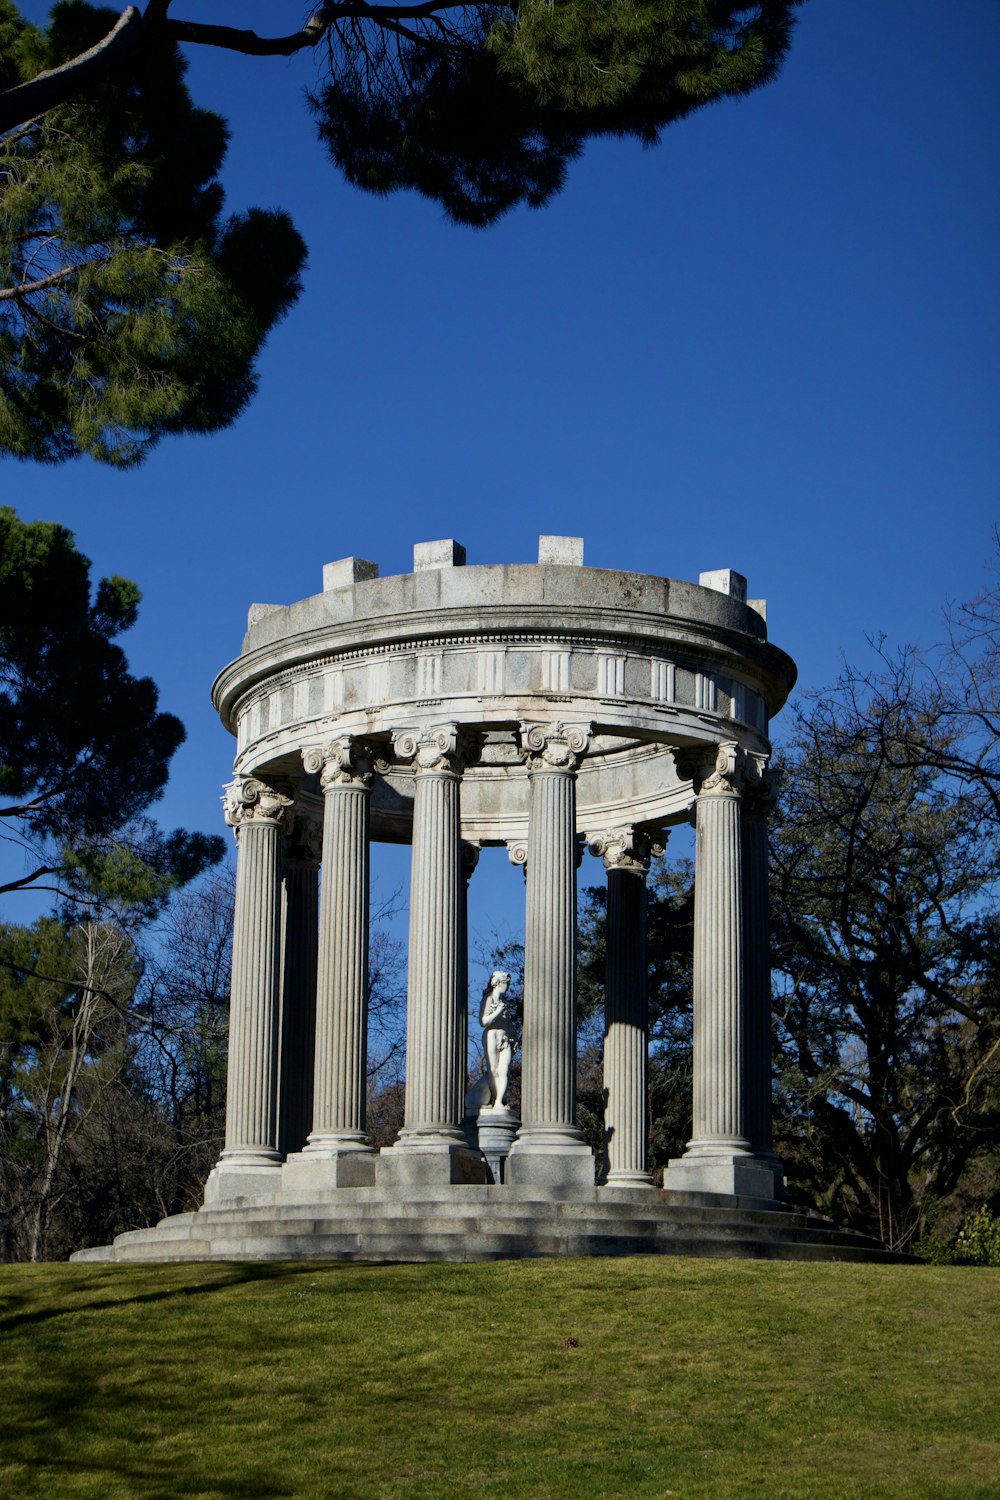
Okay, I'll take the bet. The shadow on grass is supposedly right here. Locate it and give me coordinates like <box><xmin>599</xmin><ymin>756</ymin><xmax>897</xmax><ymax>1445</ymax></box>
<box><xmin>1</xmin><ymin>1263</ymin><xmax>383</xmax><ymax>1497</ymax></box>
<box><xmin>0</xmin><ymin>1259</ymin><xmax>388</xmax><ymax>1334</ymax></box>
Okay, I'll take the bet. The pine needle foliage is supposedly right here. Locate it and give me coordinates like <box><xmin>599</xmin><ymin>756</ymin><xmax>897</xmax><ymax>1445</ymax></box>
<box><xmin>0</xmin><ymin>2</ymin><xmax>306</xmax><ymax>466</ymax></box>
<box><xmin>0</xmin><ymin>505</ymin><xmax>225</xmax><ymax>897</ymax></box>
<box><xmin>314</xmin><ymin>0</ymin><xmax>802</xmax><ymax>225</ymax></box>
<box><xmin>0</xmin><ymin>2</ymin><xmax>799</xmax><ymax>462</ymax></box>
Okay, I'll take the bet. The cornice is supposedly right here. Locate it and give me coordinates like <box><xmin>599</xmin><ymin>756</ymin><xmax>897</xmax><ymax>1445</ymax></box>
<box><xmin>213</xmin><ymin>612</ymin><xmax>795</xmax><ymax>731</ymax></box>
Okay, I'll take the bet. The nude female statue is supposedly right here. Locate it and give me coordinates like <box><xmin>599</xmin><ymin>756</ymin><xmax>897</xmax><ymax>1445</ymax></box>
<box><xmin>479</xmin><ymin>970</ymin><xmax>514</xmax><ymax>1111</ymax></box>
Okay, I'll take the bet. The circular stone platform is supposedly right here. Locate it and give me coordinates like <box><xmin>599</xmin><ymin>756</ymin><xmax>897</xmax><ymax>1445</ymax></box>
<box><xmin>70</xmin><ymin>1185</ymin><xmax>912</xmax><ymax>1265</ymax></box>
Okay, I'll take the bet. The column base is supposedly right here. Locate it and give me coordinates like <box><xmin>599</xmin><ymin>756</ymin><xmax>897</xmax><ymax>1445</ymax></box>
<box><xmin>600</xmin><ymin>1169</ymin><xmax>655</xmax><ymax>1190</ymax></box>
<box><xmin>282</xmin><ymin>1140</ymin><xmax>376</xmax><ymax>1192</ymax></box>
<box><xmin>505</xmin><ymin>1127</ymin><xmax>595</xmax><ymax>1192</ymax></box>
<box><xmin>662</xmin><ymin>1152</ymin><xmax>784</xmax><ymax>1203</ymax></box>
<box><xmin>376</xmin><ymin>1139</ymin><xmax>488</xmax><ymax>1187</ymax></box>
<box><xmin>203</xmin><ymin>1158</ymin><xmax>282</xmax><ymax>1206</ymax></box>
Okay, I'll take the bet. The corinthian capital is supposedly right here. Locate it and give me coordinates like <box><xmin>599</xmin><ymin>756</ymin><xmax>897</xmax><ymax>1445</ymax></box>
<box><xmin>302</xmin><ymin>736</ymin><xmax>373</xmax><ymax>790</ymax></box>
<box><xmin>392</xmin><ymin>723</ymin><xmax>472</xmax><ymax>775</ymax></box>
<box><xmin>675</xmin><ymin>740</ymin><xmax>749</xmax><ymax>799</ymax></box>
<box><xmin>223</xmin><ymin>776</ymin><xmax>294</xmax><ymax>833</ymax></box>
<box><xmin>744</xmin><ymin>755</ymin><xmax>781</xmax><ymax>817</ymax></box>
<box><xmin>519</xmin><ymin>720</ymin><xmax>592</xmax><ymax>772</ymax></box>
<box><xmin>587</xmin><ymin>825</ymin><xmax>667</xmax><ymax>876</ymax></box>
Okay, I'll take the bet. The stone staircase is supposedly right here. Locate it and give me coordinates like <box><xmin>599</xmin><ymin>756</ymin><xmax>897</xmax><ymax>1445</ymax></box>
<box><xmin>70</xmin><ymin>1185</ymin><xmax>911</xmax><ymax>1264</ymax></box>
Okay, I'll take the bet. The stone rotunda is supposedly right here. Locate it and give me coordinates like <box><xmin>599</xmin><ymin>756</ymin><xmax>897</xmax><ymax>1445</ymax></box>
<box><xmin>75</xmin><ymin>538</ymin><xmax>905</xmax><ymax>1263</ymax></box>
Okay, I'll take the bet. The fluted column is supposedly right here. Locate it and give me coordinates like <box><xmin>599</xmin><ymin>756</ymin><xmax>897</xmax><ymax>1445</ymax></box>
<box><xmin>743</xmin><ymin>760</ymin><xmax>785</xmax><ymax>1194</ymax></box>
<box><xmin>276</xmin><ymin>814</ymin><xmax>321</xmax><ymax>1158</ymax></box>
<box><xmin>457</xmin><ymin>840</ymin><xmax>481</xmax><ymax>1108</ymax></box>
<box><xmin>506</xmin><ymin>721</ymin><xmax>594</xmax><ymax>1190</ymax></box>
<box><xmin>590</xmin><ymin>827</ymin><xmax>664</xmax><ymax>1189</ymax></box>
<box><xmin>281</xmin><ymin>738</ymin><xmax>377</xmax><ymax>1194</ymax></box>
<box><xmin>379</xmin><ymin>726</ymin><xmax>485</xmax><ymax>1183</ymax></box>
<box><xmin>205</xmin><ymin>776</ymin><xmax>292</xmax><ymax>1202</ymax></box>
<box><xmin>664</xmin><ymin>742</ymin><xmax>779</xmax><ymax>1202</ymax></box>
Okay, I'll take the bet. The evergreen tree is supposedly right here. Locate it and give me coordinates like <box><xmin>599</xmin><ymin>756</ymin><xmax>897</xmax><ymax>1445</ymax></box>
<box><xmin>1</xmin><ymin>1</ymin><xmax>801</xmax><ymax>462</ymax></box>
<box><xmin>0</xmin><ymin>2</ymin><xmax>307</xmax><ymax>465</ymax></box>
<box><xmin>0</xmin><ymin>505</ymin><xmax>224</xmax><ymax>899</ymax></box>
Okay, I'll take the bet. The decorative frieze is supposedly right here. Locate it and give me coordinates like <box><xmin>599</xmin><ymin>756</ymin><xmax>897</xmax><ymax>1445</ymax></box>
<box><xmin>651</xmin><ymin>659</ymin><xmax>676</xmax><ymax>703</ymax></box>
<box><xmin>541</xmin><ymin>650</ymin><xmax>571</xmax><ymax>695</ymax></box>
<box><xmin>597</xmin><ymin>653</ymin><xmax>627</xmax><ymax>697</ymax></box>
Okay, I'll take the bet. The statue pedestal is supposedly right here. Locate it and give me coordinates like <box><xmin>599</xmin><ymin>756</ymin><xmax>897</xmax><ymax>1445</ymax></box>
<box><xmin>464</xmin><ymin>1106</ymin><xmax>520</xmax><ymax>1184</ymax></box>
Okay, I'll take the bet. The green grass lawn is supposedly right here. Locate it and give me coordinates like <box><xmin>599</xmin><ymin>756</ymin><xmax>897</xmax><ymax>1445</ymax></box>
<box><xmin>2</xmin><ymin>1258</ymin><xmax>998</xmax><ymax>1499</ymax></box>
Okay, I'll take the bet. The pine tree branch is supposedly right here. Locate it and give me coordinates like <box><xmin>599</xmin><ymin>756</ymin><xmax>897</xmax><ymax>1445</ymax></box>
<box><xmin>0</xmin><ymin>866</ymin><xmax>66</xmax><ymax>896</ymax></box>
<box><xmin>161</xmin><ymin>12</ymin><xmax>332</xmax><ymax>59</ymax></box>
<box><xmin>0</xmin><ymin>264</ymin><xmax>85</xmax><ymax>301</ymax></box>
<box><xmin>0</xmin><ymin>8</ymin><xmax>147</xmax><ymax>137</ymax></box>
<box><xmin>0</xmin><ymin>789</ymin><xmax>61</xmax><ymax>818</ymax></box>
<box><xmin>0</xmin><ymin>955</ymin><xmax>119</xmax><ymax>1004</ymax></box>
<box><xmin>162</xmin><ymin>3</ymin><xmax>499</xmax><ymax>59</ymax></box>
<box><xmin>0</xmin><ymin>1</ymin><xmax>510</xmax><ymax>137</ymax></box>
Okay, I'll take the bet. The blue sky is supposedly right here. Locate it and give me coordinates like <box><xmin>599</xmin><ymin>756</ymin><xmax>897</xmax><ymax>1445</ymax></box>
<box><xmin>3</xmin><ymin>0</ymin><xmax>998</xmax><ymax>954</ymax></box>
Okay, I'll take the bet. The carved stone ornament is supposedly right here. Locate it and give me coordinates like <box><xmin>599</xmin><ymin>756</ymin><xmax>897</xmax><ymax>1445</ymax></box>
<box><xmin>461</xmin><ymin>840</ymin><xmax>482</xmax><ymax>882</ymax></box>
<box><xmin>223</xmin><ymin>777</ymin><xmax>294</xmax><ymax>833</ymax></box>
<box><xmin>302</xmin><ymin>736</ymin><xmax>373</xmax><ymax>790</ymax></box>
<box><xmin>392</xmin><ymin>723</ymin><xmax>471</xmax><ymax>775</ymax></box>
<box><xmin>587</xmin><ymin>825</ymin><xmax>667</xmax><ymax>876</ymax></box>
<box><xmin>283</xmin><ymin>812</ymin><xmax>323</xmax><ymax>866</ymax></box>
<box><xmin>519</xmin><ymin>720</ymin><xmax>592</xmax><ymax>772</ymax></box>
<box><xmin>675</xmin><ymin>740</ymin><xmax>748</xmax><ymax>799</ymax></box>
<box><xmin>507</xmin><ymin>839</ymin><xmax>528</xmax><ymax>872</ymax></box>
<box><xmin>744</xmin><ymin>756</ymin><xmax>780</xmax><ymax>818</ymax></box>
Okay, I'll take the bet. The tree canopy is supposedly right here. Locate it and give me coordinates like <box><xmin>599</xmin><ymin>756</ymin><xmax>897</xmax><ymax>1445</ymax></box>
<box><xmin>769</xmin><ymin>669</ymin><xmax>1000</xmax><ymax>1251</ymax></box>
<box><xmin>0</xmin><ymin>505</ymin><xmax>224</xmax><ymax>901</ymax></box>
<box><xmin>0</xmin><ymin>2</ymin><xmax>307</xmax><ymax>465</ymax></box>
<box><xmin>0</xmin><ymin>1</ymin><xmax>802</xmax><ymax>463</ymax></box>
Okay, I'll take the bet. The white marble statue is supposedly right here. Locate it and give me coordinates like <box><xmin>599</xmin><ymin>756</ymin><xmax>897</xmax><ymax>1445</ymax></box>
<box><xmin>466</xmin><ymin>970</ymin><xmax>514</xmax><ymax>1114</ymax></box>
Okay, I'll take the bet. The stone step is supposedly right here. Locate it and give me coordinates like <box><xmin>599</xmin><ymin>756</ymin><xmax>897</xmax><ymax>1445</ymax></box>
<box><xmin>185</xmin><ymin>1210</ymin><xmax>858</xmax><ymax>1247</ymax></box>
<box><xmin>196</xmin><ymin>1204</ymin><xmax>884</xmax><ymax>1251</ymax></box>
<box><xmin>195</xmin><ymin>1195</ymin><xmax>813</xmax><ymax>1231</ymax></box>
<box><xmin>96</xmin><ymin>1207</ymin><xmax>893</xmax><ymax>1266</ymax></box>
<box><xmin>106</xmin><ymin>1226</ymin><xmax>907</xmax><ymax>1265</ymax></box>
<box><xmin>71</xmin><ymin>1188</ymin><xmax>903</xmax><ymax>1265</ymax></box>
